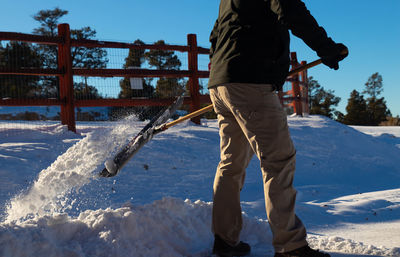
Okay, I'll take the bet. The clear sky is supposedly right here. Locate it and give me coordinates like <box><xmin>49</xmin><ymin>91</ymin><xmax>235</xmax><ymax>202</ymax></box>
<box><xmin>1</xmin><ymin>0</ymin><xmax>399</xmax><ymax>116</ymax></box>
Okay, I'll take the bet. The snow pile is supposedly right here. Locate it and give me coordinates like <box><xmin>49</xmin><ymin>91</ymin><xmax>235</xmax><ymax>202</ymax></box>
<box><xmin>289</xmin><ymin>116</ymin><xmax>400</xmax><ymax>193</ymax></box>
<box><xmin>1</xmin><ymin>115</ymin><xmax>400</xmax><ymax>256</ymax></box>
<box><xmin>0</xmin><ymin>198</ymin><xmax>273</xmax><ymax>257</ymax></box>
<box><xmin>308</xmin><ymin>236</ymin><xmax>400</xmax><ymax>256</ymax></box>
<box><xmin>4</xmin><ymin>117</ymin><xmax>141</xmax><ymax>223</ymax></box>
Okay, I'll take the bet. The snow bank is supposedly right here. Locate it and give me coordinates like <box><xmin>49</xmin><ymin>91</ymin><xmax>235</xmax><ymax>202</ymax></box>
<box><xmin>4</xmin><ymin>117</ymin><xmax>142</xmax><ymax>223</ymax></box>
<box><xmin>2</xmin><ymin>197</ymin><xmax>398</xmax><ymax>257</ymax></box>
<box><xmin>1</xmin><ymin>115</ymin><xmax>400</xmax><ymax>256</ymax></box>
<box><xmin>0</xmin><ymin>198</ymin><xmax>272</xmax><ymax>257</ymax></box>
<box><xmin>308</xmin><ymin>236</ymin><xmax>400</xmax><ymax>256</ymax></box>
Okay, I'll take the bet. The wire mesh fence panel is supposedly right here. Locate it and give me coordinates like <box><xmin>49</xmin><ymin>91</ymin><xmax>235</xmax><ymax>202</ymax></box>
<box><xmin>0</xmin><ymin>40</ymin><xmax>59</xmax><ymax>132</ymax></box>
<box><xmin>1</xmin><ymin>27</ymin><xmax>308</xmax><ymax>133</ymax></box>
<box><xmin>0</xmin><ymin>41</ymin><xmax>58</xmax><ymax>99</ymax></box>
<box><xmin>72</xmin><ymin>44</ymin><xmax>193</xmax><ymax>122</ymax></box>
<box><xmin>0</xmin><ymin>35</ymin><xmax>200</xmax><ymax>132</ymax></box>
<box><xmin>281</xmin><ymin>81</ymin><xmax>295</xmax><ymax>115</ymax></box>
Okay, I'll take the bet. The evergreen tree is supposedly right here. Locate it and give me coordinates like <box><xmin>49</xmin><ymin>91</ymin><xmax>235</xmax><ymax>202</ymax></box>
<box><xmin>70</xmin><ymin>27</ymin><xmax>108</xmax><ymax>100</ymax></box>
<box><xmin>145</xmin><ymin>40</ymin><xmax>181</xmax><ymax>70</ymax></box>
<box><xmin>32</xmin><ymin>8</ymin><xmax>108</xmax><ymax>98</ymax></box>
<box><xmin>155</xmin><ymin>78</ymin><xmax>185</xmax><ymax>98</ymax></box>
<box><xmin>362</xmin><ymin>72</ymin><xmax>391</xmax><ymax>125</ymax></box>
<box><xmin>366</xmin><ymin>97</ymin><xmax>391</xmax><ymax>125</ymax></box>
<box><xmin>342</xmin><ymin>90</ymin><xmax>369</xmax><ymax>125</ymax></box>
<box><xmin>0</xmin><ymin>42</ymin><xmax>42</xmax><ymax>98</ymax></box>
<box><xmin>119</xmin><ymin>39</ymin><xmax>154</xmax><ymax>99</ymax></box>
<box><xmin>32</xmin><ymin>7</ymin><xmax>67</xmax><ymax>68</ymax></box>
<box><xmin>74</xmin><ymin>82</ymin><xmax>101</xmax><ymax>100</ymax></box>
<box><xmin>307</xmin><ymin>77</ymin><xmax>341</xmax><ymax>119</ymax></box>
<box><xmin>70</xmin><ymin>27</ymin><xmax>108</xmax><ymax>69</ymax></box>
<box><xmin>33</xmin><ymin>7</ymin><xmax>68</xmax><ymax>37</ymax></box>
<box><xmin>363</xmin><ymin>72</ymin><xmax>383</xmax><ymax>99</ymax></box>
<box><xmin>145</xmin><ymin>40</ymin><xmax>184</xmax><ymax>98</ymax></box>
<box><xmin>112</xmin><ymin>40</ymin><xmax>159</xmax><ymax>121</ymax></box>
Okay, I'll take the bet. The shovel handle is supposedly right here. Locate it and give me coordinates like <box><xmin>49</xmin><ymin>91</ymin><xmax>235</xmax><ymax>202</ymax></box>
<box><xmin>289</xmin><ymin>48</ymin><xmax>348</xmax><ymax>76</ymax></box>
<box><xmin>161</xmin><ymin>104</ymin><xmax>214</xmax><ymax>130</ymax></box>
<box><xmin>162</xmin><ymin>50</ymin><xmax>348</xmax><ymax>130</ymax></box>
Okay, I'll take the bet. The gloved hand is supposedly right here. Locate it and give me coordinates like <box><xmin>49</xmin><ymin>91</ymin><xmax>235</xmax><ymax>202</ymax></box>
<box><xmin>319</xmin><ymin>43</ymin><xmax>348</xmax><ymax>70</ymax></box>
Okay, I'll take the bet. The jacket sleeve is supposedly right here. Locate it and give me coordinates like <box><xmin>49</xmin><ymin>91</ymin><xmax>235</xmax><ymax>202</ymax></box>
<box><xmin>270</xmin><ymin>0</ymin><xmax>336</xmax><ymax>56</ymax></box>
<box><xmin>209</xmin><ymin>19</ymin><xmax>219</xmax><ymax>59</ymax></box>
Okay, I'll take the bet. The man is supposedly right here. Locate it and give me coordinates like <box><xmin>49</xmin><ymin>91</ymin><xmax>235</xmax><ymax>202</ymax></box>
<box><xmin>208</xmin><ymin>0</ymin><xmax>348</xmax><ymax>257</ymax></box>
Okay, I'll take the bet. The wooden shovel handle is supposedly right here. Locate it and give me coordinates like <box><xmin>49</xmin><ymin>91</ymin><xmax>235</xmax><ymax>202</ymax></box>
<box><xmin>162</xmin><ymin>50</ymin><xmax>348</xmax><ymax>130</ymax></box>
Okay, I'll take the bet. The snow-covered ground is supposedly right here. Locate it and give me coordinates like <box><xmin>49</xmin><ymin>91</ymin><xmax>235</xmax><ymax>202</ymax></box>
<box><xmin>0</xmin><ymin>115</ymin><xmax>399</xmax><ymax>257</ymax></box>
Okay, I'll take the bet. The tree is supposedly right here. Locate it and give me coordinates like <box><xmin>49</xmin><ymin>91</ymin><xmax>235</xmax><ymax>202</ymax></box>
<box><xmin>74</xmin><ymin>82</ymin><xmax>101</xmax><ymax>100</ymax></box>
<box><xmin>70</xmin><ymin>26</ymin><xmax>108</xmax><ymax>98</ymax></box>
<box><xmin>33</xmin><ymin>7</ymin><xmax>68</xmax><ymax>37</ymax></box>
<box><xmin>0</xmin><ymin>42</ymin><xmax>42</xmax><ymax>98</ymax></box>
<box><xmin>145</xmin><ymin>40</ymin><xmax>185</xmax><ymax>98</ymax></box>
<box><xmin>70</xmin><ymin>27</ymin><xmax>108</xmax><ymax>69</ymax></box>
<box><xmin>154</xmin><ymin>78</ymin><xmax>185</xmax><ymax>98</ymax></box>
<box><xmin>32</xmin><ymin>7</ymin><xmax>67</xmax><ymax>69</ymax></box>
<box><xmin>362</xmin><ymin>72</ymin><xmax>391</xmax><ymax>125</ymax></box>
<box><xmin>112</xmin><ymin>40</ymin><xmax>159</xmax><ymax>121</ymax></box>
<box><xmin>363</xmin><ymin>72</ymin><xmax>383</xmax><ymax>99</ymax></box>
<box><xmin>342</xmin><ymin>90</ymin><xmax>369</xmax><ymax>125</ymax></box>
<box><xmin>32</xmin><ymin>8</ymin><xmax>108</xmax><ymax>98</ymax></box>
<box><xmin>145</xmin><ymin>40</ymin><xmax>181</xmax><ymax>70</ymax></box>
<box><xmin>119</xmin><ymin>39</ymin><xmax>154</xmax><ymax>99</ymax></box>
<box><xmin>307</xmin><ymin>77</ymin><xmax>341</xmax><ymax>119</ymax></box>
<box><xmin>366</xmin><ymin>97</ymin><xmax>391</xmax><ymax>125</ymax></box>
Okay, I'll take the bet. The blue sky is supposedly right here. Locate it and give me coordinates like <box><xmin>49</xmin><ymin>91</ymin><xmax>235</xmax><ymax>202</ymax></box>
<box><xmin>1</xmin><ymin>0</ymin><xmax>399</xmax><ymax>116</ymax></box>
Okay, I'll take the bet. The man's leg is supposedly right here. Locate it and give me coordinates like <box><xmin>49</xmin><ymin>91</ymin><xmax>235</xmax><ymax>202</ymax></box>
<box><xmin>215</xmin><ymin>83</ymin><xmax>308</xmax><ymax>253</ymax></box>
<box><xmin>210</xmin><ymin>88</ymin><xmax>254</xmax><ymax>246</ymax></box>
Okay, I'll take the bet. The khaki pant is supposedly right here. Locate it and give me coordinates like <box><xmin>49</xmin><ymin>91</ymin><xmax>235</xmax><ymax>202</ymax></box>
<box><xmin>210</xmin><ymin>83</ymin><xmax>307</xmax><ymax>253</ymax></box>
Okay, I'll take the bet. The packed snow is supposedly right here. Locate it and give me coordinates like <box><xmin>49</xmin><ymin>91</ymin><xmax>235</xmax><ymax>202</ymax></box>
<box><xmin>0</xmin><ymin>115</ymin><xmax>399</xmax><ymax>257</ymax></box>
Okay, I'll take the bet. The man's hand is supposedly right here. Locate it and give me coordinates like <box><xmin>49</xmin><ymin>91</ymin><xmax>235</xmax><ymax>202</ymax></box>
<box><xmin>319</xmin><ymin>43</ymin><xmax>348</xmax><ymax>70</ymax></box>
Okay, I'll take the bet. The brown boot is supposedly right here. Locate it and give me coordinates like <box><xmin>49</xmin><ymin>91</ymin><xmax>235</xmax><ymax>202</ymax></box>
<box><xmin>212</xmin><ymin>235</ymin><xmax>251</xmax><ymax>257</ymax></box>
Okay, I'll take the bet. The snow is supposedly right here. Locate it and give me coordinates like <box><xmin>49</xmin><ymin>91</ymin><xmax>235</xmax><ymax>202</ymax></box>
<box><xmin>0</xmin><ymin>115</ymin><xmax>399</xmax><ymax>256</ymax></box>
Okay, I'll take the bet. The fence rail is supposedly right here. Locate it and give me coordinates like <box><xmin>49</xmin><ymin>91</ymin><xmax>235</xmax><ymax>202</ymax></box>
<box><xmin>0</xmin><ymin>23</ymin><xmax>309</xmax><ymax>132</ymax></box>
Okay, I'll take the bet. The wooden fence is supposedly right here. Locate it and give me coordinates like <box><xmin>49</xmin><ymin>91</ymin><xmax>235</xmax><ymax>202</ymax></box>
<box><xmin>0</xmin><ymin>23</ymin><xmax>308</xmax><ymax>132</ymax></box>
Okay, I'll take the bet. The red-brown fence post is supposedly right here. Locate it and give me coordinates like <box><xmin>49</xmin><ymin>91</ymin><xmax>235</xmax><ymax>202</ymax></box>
<box><xmin>57</xmin><ymin>23</ymin><xmax>76</xmax><ymax>132</ymax></box>
<box><xmin>290</xmin><ymin>52</ymin><xmax>303</xmax><ymax>116</ymax></box>
<box><xmin>300</xmin><ymin>61</ymin><xmax>309</xmax><ymax>114</ymax></box>
<box><xmin>187</xmin><ymin>34</ymin><xmax>201</xmax><ymax>125</ymax></box>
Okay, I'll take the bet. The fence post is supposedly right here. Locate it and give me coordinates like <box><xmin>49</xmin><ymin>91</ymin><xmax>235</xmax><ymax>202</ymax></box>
<box><xmin>57</xmin><ymin>23</ymin><xmax>76</xmax><ymax>132</ymax></box>
<box><xmin>290</xmin><ymin>52</ymin><xmax>303</xmax><ymax>116</ymax></box>
<box><xmin>300</xmin><ymin>61</ymin><xmax>309</xmax><ymax>115</ymax></box>
<box><xmin>187</xmin><ymin>34</ymin><xmax>201</xmax><ymax>125</ymax></box>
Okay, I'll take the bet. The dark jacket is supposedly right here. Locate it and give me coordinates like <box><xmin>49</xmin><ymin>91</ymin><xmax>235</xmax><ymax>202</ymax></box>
<box><xmin>208</xmin><ymin>0</ymin><xmax>336</xmax><ymax>89</ymax></box>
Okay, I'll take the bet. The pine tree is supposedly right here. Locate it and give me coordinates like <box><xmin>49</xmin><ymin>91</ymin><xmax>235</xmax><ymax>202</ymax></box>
<box><xmin>32</xmin><ymin>8</ymin><xmax>108</xmax><ymax>98</ymax></box>
<box><xmin>145</xmin><ymin>40</ymin><xmax>184</xmax><ymax>98</ymax></box>
<box><xmin>70</xmin><ymin>27</ymin><xmax>108</xmax><ymax>69</ymax></box>
<box><xmin>362</xmin><ymin>72</ymin><xmax>391</xmax><ymax>125</ymax></box>
<box><xmin>145</xmin><ymin>40</ymin><xmax>181</xmax><ymax>70</ymax></box>
<box><xmin>307</xmin><ymin>77</ymin><xmax>341</xmax><ymax>119</ymax></box>
<box><xmin>112</xmin><ymin>40</ymin><xmax>159</xmax><ymax>121</ymax></box>
<box><xmin>74</xmin><ymin>82</ymin><xmax>101</xmax><ymax>100</ymax></box>
<box><xmin>32</xmin><ymin>7</ymin><xmax>67</xmax><ymax>69</ymax></box>
<box><xmin>119</xmin><ymin>39</ymin><xmax>154</xmax><ymax>99</ymax></box>
<box><xmin>363</xmin><ymin>72</ymin><xmax>383</xmax><ymax>99</ymax></box>
<box><xmin>366</xmin><ymin>97</ymin><xmax>391</xmax><ymax>125</ymax></box>
<box><xmin>0</xmin><ymin>42</ymin><xmax>42</xmax><ymax>98</ymax></box>
<box><xmin>342</xmin><ymin>90</ymin><xmax>369</xmax><ymax>125</ymax></box>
